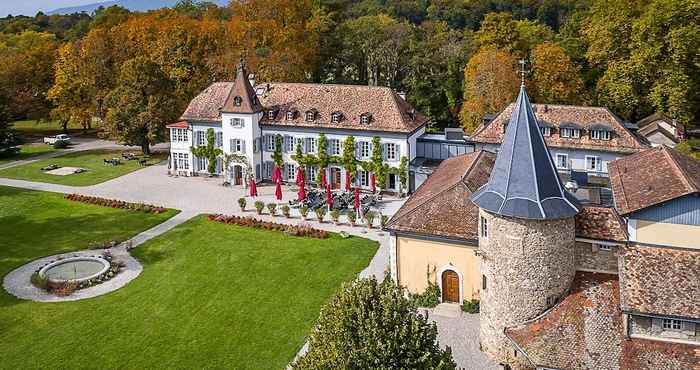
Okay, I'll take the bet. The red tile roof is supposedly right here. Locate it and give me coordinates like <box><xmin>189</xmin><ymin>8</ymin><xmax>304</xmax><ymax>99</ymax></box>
<box><xmin>620</xmin><ymin>244</ymin><xmax>700</xmax><ymax>318</ymax></box>
<box><xmin>166</xmin><ymin>121</ymin><xmax>188</xmax><ymax>128</ymax></box>
<box><xmin>575</xmin><ymin>206</ymin><xmax>628</xmax><ymax>242</ymax></box>
<box><xmin>181</xmin><ymin>82</ymin><xmax>235</xmax><ymax>121</ymax></box>
<box><xmin>506</xmin><ymin>272</ymin><xmax>624</xmax><ymax>370</ymax></box>
<box><xmin>221</xmin><ymin>64</ymin><xmax>263</xmax><ymax>114</ymax></box>
<box><xmin>470</xmin><ymin>103</ymin><xmax>648</xmax><ymax>154</ymax></box>
<box><xmin>385</xmin><ymin>151</ymin><xmax>495</xmax><ymax>240</ymax></box>
<box><xmin>507</xmin><ymin>272</ymin><xmax>700</xmax><ymax>370</ymax></box>
<box><xmin>257</xmin><ymin>83</ymin><xmax>427</xmax><ymax>134</ymax></box>
<box><xmin>609</xmin><ymin>146</ymin><xmax>700</xmax><ymax>215</ymax></box>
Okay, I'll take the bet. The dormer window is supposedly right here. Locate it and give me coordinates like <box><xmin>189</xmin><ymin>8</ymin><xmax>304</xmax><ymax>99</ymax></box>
<box><xmin>360</xmin><ymin>113</ymin><xmax>372</xmax><ymax>125</ymax></box>
<box><xmin>305</xmin><ymin>110</ymin><xmax>317</xmax><ymax>122</ymax></box>
<box><xmin>590</xmin><ymin>130</ymin><xmax>611</xmax><ymax>140</ymax></box>
<box><xmin>286</xmin><ymin>110</ymin><xmax>296</xmax><ymax>120</ymax></box>
<box><xmin>540</xmin><ymin>127</ymin><xmax>552</xmax><ymax>137</ymax></box>
<box><xmin>331</xmin><ymin>111</ymin><xmax>343</xmax><ymax>123</ymax></box>
<box><xmin>233</xmin><ymin>96</ymin><xmax>242</xmax><ymax>106</ymax></box>
<box><xmin>560</xmin><ymin>128</ymin><xmax>580</xmax><ymax>138</ymax></box>
<box><xmin>267</xmin><ymin>110</ymin><xmax>277</xmax><ymax>120</ymax></box>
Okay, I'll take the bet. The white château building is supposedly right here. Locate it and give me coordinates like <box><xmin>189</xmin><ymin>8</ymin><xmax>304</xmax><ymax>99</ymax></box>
<box><xmin>167</xmin><ymin>63</ymin><xmax>426</xmax><ymax>193</ymax></box>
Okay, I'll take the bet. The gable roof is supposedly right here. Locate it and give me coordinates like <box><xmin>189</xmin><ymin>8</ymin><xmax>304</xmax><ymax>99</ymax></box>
<box><xmin>221</xmin><ymin>63</ymin><xmax>263</xmax><ymax>114</ymax></box>
<box><xmin>257</xmin><ymin>83</ymin><xmax>426</xmax><ymax>133</ymax></box>
<box><xmin>575</xmin><ymin>206</ymin><xmax>628</xmax><ymax>243</ymax></box>
<box><xmin>609</xmin><ymin>145</ymin><xmax>700</xmax><ymax>215</ymax></box>
<box><xmin>470</xmin><ymin>103</ymin><xmax>648</xmax><ymax>154</ymax></box>
<box><xmin>471</xmin><ymin>86</ymin><xmax>580</xmax><ymax>220</ymax></box>
<box><xmin>385</xmin><ymin>151</ymin><xmax>495</xmax><ymax>240</ymax></box>
<box><xmin>620</xmin><ymin>244</ymin><xmax>700</xmax><ymax>319</ymax></box>
<box><xmin>181</xmin><ymin>82</ymin><xmax>235</xmax><ymax>121</ymax></box>
<box><xmin>636</xmin><ymin>112</ymin><xmax>678</xmax><ymax>129</ymax></box>
<box><xmin>166</xmin><ymin>120</ymin><xmax>188</xmax><ymax>129</ymax></box>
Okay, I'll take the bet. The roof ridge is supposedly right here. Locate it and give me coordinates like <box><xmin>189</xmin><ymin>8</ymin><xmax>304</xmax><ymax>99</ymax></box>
<box><xmin>460</xmin><ymin>150</ymin><xmax>484</xmax><ymax>187</ymax></box>
<box><xmin>609</xmin><ymin>159</ymin><xmax>630</xmax><ymax>213</ymax></box>
<box><xmin>662</xmin><ymin>146</ymin><xmax>696</xmax><ymax>193</ymax></box>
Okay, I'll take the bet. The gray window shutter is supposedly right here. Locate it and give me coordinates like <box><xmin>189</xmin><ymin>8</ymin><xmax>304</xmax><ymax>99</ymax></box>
<box><xmin>282</xmin><ymin>136</ymin><xmax>288</xmax><ymax>153</ymax></box>
<box><xmin>282</xmin><ymin>164</ymin><xmax>288</xmax><ymax>180</ymax></box>
<box><xmin>241</xmin><ymin>139</ymin><xmax>246</xmax><ymax>153</ymax></box>
<box><xmin>355</xmin><ymin>142</ymin><xmax>360</xmax><ymax>158</ymax></box>
<box><xmin>395</xmin><ymin>144</ymin><xmax>400</xmax><ymax>159</ymax></box>
<box><xmin>382</xmin><ymin>143</ymin><xmax>387</xmax><ymax>160</ymax></box>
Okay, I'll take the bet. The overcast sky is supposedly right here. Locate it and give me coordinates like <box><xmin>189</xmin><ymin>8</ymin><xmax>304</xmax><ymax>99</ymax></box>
<box><xmin>1</xmin><ymin>0</ymin><xmax>99</xmax><ymax>17</ymax></box>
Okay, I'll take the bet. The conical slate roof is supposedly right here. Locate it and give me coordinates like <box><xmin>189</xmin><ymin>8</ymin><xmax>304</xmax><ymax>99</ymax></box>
<box><xmin>471</xmin><ymin>86</ymin><xmax>580</xmax><ymax>220</ymax></box>
<box><xmin>221</xmin><ymin>61</ymin><xmax>262</xmax><ymax>114</ymax></box>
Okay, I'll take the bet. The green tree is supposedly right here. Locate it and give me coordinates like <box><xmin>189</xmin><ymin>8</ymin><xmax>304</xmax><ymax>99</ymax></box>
<box><xmin>102</xmin><ymin>56</ymin><xmax>179</xmax><ymax>154</ymax></box>
<box><xmin>0</xmin><ymin>109</ymin><xmax>22</xmax><ymax>157</ymax></box>
<box><xmin>399</xmin><ymin>155</ymin><xmax>408</xmax><ymax>194</ymax></box>
<box><xmin>476</xmin><ymin>12</ymin><xmax>553</xmax><ymax>58</ymax></box>
<box><xmin>190</xmin><ymin>128</ymin><xmax>222</xmax><ymax>175</ymax></box>
<box><xmin>273</xmin><ymin>134</ymin><xmax>283</xmax><ymax>167</ymax></box>
<box><xmin>292</xmin><ymin>277</ymin><xmax>456</xmax><ymax>369</ymax></box>
<box><xmin>342</xmin><ymin>135</ymin><xmax>357</xmax><ymax>181</ymax></box>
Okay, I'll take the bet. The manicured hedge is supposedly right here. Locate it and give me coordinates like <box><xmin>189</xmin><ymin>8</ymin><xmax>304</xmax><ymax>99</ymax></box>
<box><xmin>64</xmin><ymin>194</ymin><xmax>167</xmax><ymax>214</ymax></box>
<box><xmin>208</xmin><ymin>214</ymin><xmax>330</xmax><ymax>239</ymax></box>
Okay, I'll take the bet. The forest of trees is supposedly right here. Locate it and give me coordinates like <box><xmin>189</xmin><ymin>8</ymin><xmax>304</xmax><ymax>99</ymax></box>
<box><xmin>0</xmin><ymin>0</ymin><xmax>698</xmax><ymax>147</ymax></box>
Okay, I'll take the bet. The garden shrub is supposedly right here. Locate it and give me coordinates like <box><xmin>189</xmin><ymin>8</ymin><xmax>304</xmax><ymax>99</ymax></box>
<box><xmin>314</xmin><ymin>207</ymin><xmax>326</xmax><ymax>222</ymax></box>
<box><xmin>238</xmin><ymin>197</ymin><xmax>246</xmax><ymax>211</ymax></box>
<box><xmin>281</xmin><ymin>205</ymin><xmax>290</xmax><ymax>217</ymax></box>
<box><xmin>364</xmin><ymin>211</ymin><xmax>375</xmax><ymax>228</ymax></box>
<box><xmin>208</xmin><ymin>214</ymin><xmax>329</xmax><ymax>239</ymax></box>
<box><xmin>330</xmin><ymin>209</ymin><xmax>340</xmax><ymax>223</ymax></box>
<box><xmin>409</xmin><ymin>282</ymin><xmax>441</xmax><ymax>308</ymax></box>
<box><xmin>299</xmin><ymin>205</ymin><xmax>309</xmax><ymax>219</ymax></box>
<box><xmin>461</xmin><ymin>299</ymin><xmax>480</xmax><ymax>314</ymax></box>
<box><xmin>254</xmin><ymin>201</ymin><xmax>265</xmax><ymax>214</ymax></box>
<box><xmin>267</xmin><ymin>203</ymin><xmax>277</xmax><ymax>216</ymax></box>
<box><xmin>347</xmin><ymin>211</ymin><xmax>356</xmax><ymax>225</ymax></box>
<box><xmin>64</xmin><ymin>194</ymin><xmax>167</xmax><ymax>214</ymax></box>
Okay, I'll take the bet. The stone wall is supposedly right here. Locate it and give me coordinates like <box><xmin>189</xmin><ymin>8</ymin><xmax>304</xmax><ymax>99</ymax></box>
<box><xmin>630</xmin><ymin>315</ymin><xmax>699</xmax><ymax>344</ymax></box>
<box><xmin>574</xmin><ymin>241</ymin><xmax>619</xmax><ymax>273</ymax></box>
<box><xmin>478</xmin><ymin>209</ymin><xmax>577</xmax><ymax>364</ymax></box>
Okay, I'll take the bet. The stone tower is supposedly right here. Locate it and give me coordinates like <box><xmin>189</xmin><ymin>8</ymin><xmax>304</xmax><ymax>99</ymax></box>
<box><xmin>470</xmin><ymin>86</ymin><xmax>581</xmax><ymax>364</ymax></box>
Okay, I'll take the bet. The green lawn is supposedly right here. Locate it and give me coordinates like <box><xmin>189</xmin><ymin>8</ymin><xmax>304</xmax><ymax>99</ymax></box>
<box><xmin>0</xmin><ymin>149</ymin><xmax>166</xmax><ymax>186</ymax></box>
<box><xmin>0</xmin><ymin>188</ymin><xmax>377</xmax><ymax>369</ymax></box>
<box><xmin>0</xmin><ymin>144</ymin><xmax>57</xmax><ymax>165</ymax></box>
<box><xmin>10</xmin><ymin>119</ymin><xmax>91</xmax><ymax>136</ymax></box>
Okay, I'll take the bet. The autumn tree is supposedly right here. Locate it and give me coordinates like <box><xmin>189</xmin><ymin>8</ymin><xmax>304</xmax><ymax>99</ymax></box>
<box><xmin>531</xmin><ymin>42</ymin><xmax>585</xmax><ymax>104</ymax></box>
<box><xmin>459</xmin><ymin>47</ymin><xmax>519</xmax><ymax>133</ymax></box>
<box><xmin>475</xmin><ymin>12</ymin><xmax>553</xmax><ymax>58</ymax></box>
<box><xmin>102</xmin><ymin>57</ymin><xmax>179</xmax><ymax>154</ymax></box>
<box><xmin>292</xmin><ymin>277</ymin><xmax>456</xmax><ymax>369</ymax></box>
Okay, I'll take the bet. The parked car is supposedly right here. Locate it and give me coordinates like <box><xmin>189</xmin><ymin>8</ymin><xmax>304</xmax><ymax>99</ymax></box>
<box><xmin>43</xmin><ymin>134</ymin><xmax>71</xmax><ymax>145</ymax></box>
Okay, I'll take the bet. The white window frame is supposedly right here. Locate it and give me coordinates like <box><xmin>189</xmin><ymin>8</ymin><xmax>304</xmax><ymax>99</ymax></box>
<box><xmin>172</xmin><ymin>128</ymin><xmax>189</xmax><ymax>142</ymax></box>
<box><xmin>593</xmin><ymin>243</ymin><xmax>612</xmax><ymax>251</ymax></box>
<box><xmin>230</xmin><ymin>139</ymin><xmax>243</xmax><ymax>153</ymax></box>
<box><xmin>331</xmin><ymin>139</ymin><xmax>341</xmax><ymax>155</ymax></box>
<box><xmin>305</xmin><ymin>111</ymin><xmax>315</xmax><ymax>121</ymax></box>
<box><xmin>561</xmin><ymin>128</ymin><xmax>580</xmax><ymax>138</ymax></box>
<box><xmin>285</xmin><ymin>136</ymin><xmax>295</xmax><ymax>152</ymax></box>
<box><xmin>307</xmin><ymin>137</ymin><xmax>317</xmax><ymax>154</ymax></box>
<box><xmin>480</xmin><ymin>216</ymin><xmax>488</xmax><ymax>238</ymax></box>
<box><xmin>286</xmin><ymin>163</ymin><xmax>296</xmax><ymax>181</ymax></box>
<box><xmin>360</xmin><ymin>141</ymin><xmax>371</xmax><ymax>159</ymax></box>
<box><xmin>196</xmin><ymin>131</ymin><xmax>206</xmax><ymax>146</ymax></box>
<box><xmin>556</xmin><ymin>153</ymin><xmax>568</xmax><ymax>169</ymax></box>
<box><xmin>175</xmin><ymin>153</ymin><xmax>189</xmax><ymax>170</ymax></box>
<box><xmin>585</xmin><ymin>155</ymin><xmax>600</xmax><ymax>171</ymax></box>
<box><xmin>359</xmin><ymin>170</ymin><xmax>370</xmax><ymax>187</ymax></box>
<box><xmin>662</xmin><ymin>319</ymin><xmax>682</xmax><ymax>331</ymax></box>
<box><xmin>216</xmin><ymin>132</ymin><xmax>223</xmax><ymax>148</ymax></box>
<box><xmin>265</xmin><ymin>135</ymin><xmax>275</xmax><ymax>151</ymax></box>
<box><xmin>591</xmin><ymin>130</ymin><xmax>611</xmax><ymax>141</ymax></box>
<box><xmin>286</xmin><ymin>111</ymin><xmax>295</xmax><ymax>120</ymax></box>
<box><xmin>230</xmin><ymin>118</ymin><xmax>244</xmax><ymax>128</ymax></box>
<box><xmin>267</xmin><ymin>110</ymin><xmax>276</xmax><ymax>120</ymax></box>
<box><xmin>307</xmin><ymin>165</ymin><xmax>318</xmax><ymax>182</ymax></box>
<box><xmin>331</xmin><ymin>112</ymin><xmax>341</xmax><ymax>123</ymax></box>
<box><xmin>196</xmin><ymin>156</ymin><xmax>207</xmax><ymax>172</ymax></box>
<box><xmin>386</xmin><ymin>143</ymin><xmax>397</xmax><ymax>161</ymax></box>
<box><xmin>540</xmin><ymin>127</ymin><xmax>551</xmax><ymax>137</ymax></box>
<box><xmin>360</xmin><ymin>114</ymin><xmax>370</xmax><ymax>125</ymax></box>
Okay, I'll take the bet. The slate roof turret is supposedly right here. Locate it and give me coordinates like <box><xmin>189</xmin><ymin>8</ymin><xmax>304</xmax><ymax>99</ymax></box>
<box><xmin>471</xmin><ymin>86</ymin><xmax>580</xmax><ymax>219</ymax></box>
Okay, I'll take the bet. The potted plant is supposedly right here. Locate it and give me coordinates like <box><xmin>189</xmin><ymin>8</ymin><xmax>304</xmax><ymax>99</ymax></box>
<box><xmin>330</xmin><ymin>209</ymin><xmax>340</xmax><ymax>225</ymax></box>
<box><xmin>254</xmin><ymin>201</ymin><xmax>265</xmax><ymax>215</ymax></box>
<box><xmin>300</xmin><ymin>205</ymin><xmax>309</xmax><ymax>220</ymax></box>
<box><xmin>281</xmin><ymin>205</ymin><xmax>291</xmax><ymax>218</ymax></box>
<box><xmin>347</xmin><ymin>211</ymin><xmax>356</xmax><ymax>227</ymax></box>
<box><xmin>315</xmin><ymin>207</ymin><xmax>326</xmax><ymax>223</ymax></box>
<box><xmin>238</xmin><ymin>197</ymin><xmax>246</xmax><ymax>212</ymax></box>
<box><xmin>380</xmin><ymin>215</ymin><xmax>388</xmax><ymax>230</ymax></box>
<box><xmin>267</xmin><ymin>203</ymin><xmax>277</xmax><ymax>216</ymax></box>
<box><xmin>364</xmin><ymin>211</ymin><xmax>375</xmax><ymax>230</ymax></box>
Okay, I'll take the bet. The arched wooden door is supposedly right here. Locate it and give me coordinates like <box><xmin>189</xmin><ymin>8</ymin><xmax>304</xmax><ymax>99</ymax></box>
<box><xmin>441</xmin><ymin>270</ymin><xmax>460</xmax><ymax>303</ymax></box>
<box><xmin>234</xmin><ymin>166</ymin><xmax>243</xmax><ymax>186</ymax></box>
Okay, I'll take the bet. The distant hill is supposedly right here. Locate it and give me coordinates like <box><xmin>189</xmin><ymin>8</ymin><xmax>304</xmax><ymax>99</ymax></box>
<box><xmin>48</xmin><ymin>0</ymin><xmax>228</xmax><ymax>15</ymax></box>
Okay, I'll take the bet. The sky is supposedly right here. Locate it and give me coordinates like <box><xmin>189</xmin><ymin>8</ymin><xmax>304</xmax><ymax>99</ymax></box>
<box><xmin>1</xmin><ymin>0</ymin><xmax>100</xmax><ymax>17</ymax></box>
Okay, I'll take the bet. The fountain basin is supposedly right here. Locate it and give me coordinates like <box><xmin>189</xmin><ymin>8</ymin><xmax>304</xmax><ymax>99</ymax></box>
<box><xmin>38</xmin><ymin>256</ymin><xmax>110</xmax><ymax>284</ymax></box>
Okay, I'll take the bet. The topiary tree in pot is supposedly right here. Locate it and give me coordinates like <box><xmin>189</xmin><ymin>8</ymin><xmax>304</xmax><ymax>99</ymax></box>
<box><xmin>254</xmin><ymin>201</ymin><xmax>264</xmax><ymax>215</ymax></box>
<box><xmin>267</xmin><ymin>203</ymin><xmax>277</xmax><ymax>216</ymax></box>
<box><xmin>291</xmin><ymin>277</ymin><xmax>456</xmax><ymax>370</ymax></box>
<box><xmin>238</xmin><ymin>197</ymin><xmax>246</xmax><ymax>212</ymax></box>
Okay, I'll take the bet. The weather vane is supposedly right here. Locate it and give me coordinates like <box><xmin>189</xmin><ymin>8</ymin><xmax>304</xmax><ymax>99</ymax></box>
<box><xmin>518</xmin><ymin>59</ymin><xmax>528</xmax><ymax>87</ymax></box>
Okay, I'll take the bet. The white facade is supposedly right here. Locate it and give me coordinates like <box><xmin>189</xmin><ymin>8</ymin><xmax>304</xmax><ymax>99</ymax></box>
<box><xmin>169</xmin><ymin>115</ymin><xmax>422</xmax><ymax>193</ymax></box>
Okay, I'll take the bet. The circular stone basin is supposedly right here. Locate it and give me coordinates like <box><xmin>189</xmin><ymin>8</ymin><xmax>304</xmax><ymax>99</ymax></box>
<box><xmin>38</xmin><ymin>257</ymin><xmax>110</xmax><ymax>284</ymax></box>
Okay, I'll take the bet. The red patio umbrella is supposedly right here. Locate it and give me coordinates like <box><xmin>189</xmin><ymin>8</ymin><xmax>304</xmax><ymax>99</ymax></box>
<box><xmin>370</xmin><ymin>173</ymin><xmax>376</xmax><ymax>193</ymax></box>
<box><xmin>275</xmin><ymin>181</ymin><xmax>282</xmax><ymax>200</ymax></box>
<box><xmin>320</xmin><ymin>168</ymin><xmax>327</xmax><ymax>188</ymax></box>
<box><xmin>354</xmin><ymin>186</ymin><xmax>360</xmax><ymax>210</ymax></box>
<box><xmin>345</xmin><ymin>171</ymin><xmax>351</xmax><ymax>191</ymax></box>
<box><xmin>272</xmin><ymin>166</ymin><xmax>281</xmax><ymax>184</ymax></box>
<box><xmin>249</xmin><ymin>177</ymin><xmax>258</xmax><ymax>197</ymax></box>
<box><xmin>325</xmin><ymin>183</ymin><xmax>333</xmax><ymax>209</ymax></box>
<box><xmin>298</xmin><ymin>181</ymin><xmax>306</xmax><ymax>201</ymax></box>
<box><xmin>295</xmin><ymin>166</ymin><xmax>304</xmax><ymax>186</ymax></box>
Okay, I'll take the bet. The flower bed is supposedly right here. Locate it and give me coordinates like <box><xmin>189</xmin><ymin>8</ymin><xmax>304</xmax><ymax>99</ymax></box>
<box><xmin>208</xmin><ymin>214</ymin><xmax>330</xmax><ymax>239</ymax></box>
<box><xmin>64</xmin><ymin>194</ymin><xmax>167</xmax><ymax>214</ymax></box>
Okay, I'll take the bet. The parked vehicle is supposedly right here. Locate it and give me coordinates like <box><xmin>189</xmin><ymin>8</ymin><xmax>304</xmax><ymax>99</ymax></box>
<box><xmin>43</xmin><ymin>134</ymin><xmax>71</xmax><ymax>145</ymax></box>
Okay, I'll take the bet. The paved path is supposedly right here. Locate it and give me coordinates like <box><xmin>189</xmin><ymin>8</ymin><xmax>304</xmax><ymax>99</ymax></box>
<box><xmin>3</xmin><ymin>210</ymin><xmax>197</xmax><ymax>302</ymax></box>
